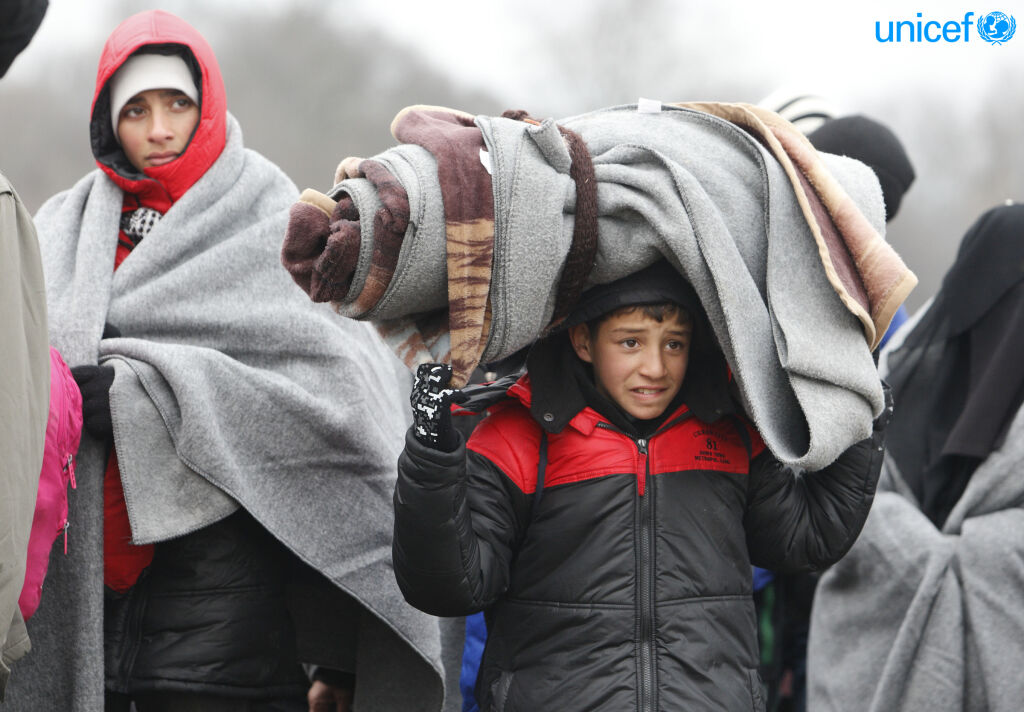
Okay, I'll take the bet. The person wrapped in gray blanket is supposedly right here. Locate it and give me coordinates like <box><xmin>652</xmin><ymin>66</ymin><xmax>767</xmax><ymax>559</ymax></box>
<box><xmin>6</xmin><ymin>9</ymin><xmax>446</xmax><ymax>712</ymax></box>
<box><xmin>807</xmin><ymin>202</ymin><xmax>1024</xmax><ymax>712</ymax></box>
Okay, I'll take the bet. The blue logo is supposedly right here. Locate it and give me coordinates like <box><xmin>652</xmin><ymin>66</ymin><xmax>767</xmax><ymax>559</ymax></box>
<box><xmin>977</xmin><ymin>11</ymin><xmax>1017</xmax><ymax>44</ymax></box>
<box><xmin>875</xmin><ymin>10</ymin><xmax>1016</xmax><ymax>43</ymax></box>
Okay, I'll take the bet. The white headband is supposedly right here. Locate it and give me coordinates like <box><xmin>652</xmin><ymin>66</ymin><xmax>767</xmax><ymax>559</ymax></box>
<box><xmin>108</xmin><ymin>53</ymin><xmax>198</xmax><ymax>138</ymax></box>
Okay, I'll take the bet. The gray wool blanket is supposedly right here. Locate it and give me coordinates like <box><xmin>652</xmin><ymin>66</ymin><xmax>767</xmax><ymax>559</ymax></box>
<box><xmin>807</xmin><ymin>332</ymin><xmax>1024</xmax><ymax>710</ymax></box>
<box><xmin>7</xmin><ymin>116</ymin><xmax>456</xmax><ymax>711</ymax></box>
<box><xmin>284</xmin><ymin>102</ymin><xmax>916</xmax><ymax>470</ymax></box>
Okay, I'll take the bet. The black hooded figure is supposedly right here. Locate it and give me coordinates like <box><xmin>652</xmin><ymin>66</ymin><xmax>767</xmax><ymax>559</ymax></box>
<box><xmin>882</xmin><ymin>202</ymin><xmax>1024</xmax><ymax>527</ymax></box>
<box><xmin>0</xmin><ymin>0</ymin><xmax>48</xmax><ymax>78</ymax></box>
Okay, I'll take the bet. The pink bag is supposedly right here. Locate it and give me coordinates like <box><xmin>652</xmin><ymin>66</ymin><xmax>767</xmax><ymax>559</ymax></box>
<box><xmin>18</xmin><ymin>347</ymin><xmax>83</xmax><ymax>620</ymax></box>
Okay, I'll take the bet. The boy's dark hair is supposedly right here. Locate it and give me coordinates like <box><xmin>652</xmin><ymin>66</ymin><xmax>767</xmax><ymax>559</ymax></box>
<box><xmin>584</xmin><ymin>302</ymin><xmax>692</xmax><ymax>336</ymax></box>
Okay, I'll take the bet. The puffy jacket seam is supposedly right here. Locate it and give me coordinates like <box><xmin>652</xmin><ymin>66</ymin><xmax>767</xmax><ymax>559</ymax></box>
<box><xmin>142</xmin><ymin>584</ymin><xmax>279</xmax><ymax>598</ymax></box>
<box><xmin>544</xmin><ymin>468</ymin><xmax>635</xmax><ymax>487</ymax></box>
<box><xmin>124</xmin><ymin>675</ymin><xmax>305</xmax><ymax>692</ymax></box>
<box><xmin>499</xmin><ymin>593</ymin><xmax>751</xmax><ymax>609</ymax></box>
<box><xmin>657</xmin><ymin>593</ymin><xmax>752</xmax><ymax>606</ymax></box>
<box><xmin>57</xmin><ymin>369</ymin><xmax>74</xmax><ymax>451</ymax></box>
<box><xmin>501</xmin><ymin>597</ymin><xmax>634</xmax><ymax>611</ymax></box>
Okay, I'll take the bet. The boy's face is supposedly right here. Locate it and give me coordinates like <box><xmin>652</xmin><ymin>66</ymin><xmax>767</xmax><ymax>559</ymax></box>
<box><xmin>569</xmin><ymin>308</ymin><xmax>692</xmax><ymax>421</ymax></box>
<box><xmin>116</xmin><ymin>88</ymin><xmax>199</xmax><ymax>172</ymax></box>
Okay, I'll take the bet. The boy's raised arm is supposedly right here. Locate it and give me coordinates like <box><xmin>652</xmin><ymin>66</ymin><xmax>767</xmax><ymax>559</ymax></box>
<box><xmin>393</xmin><ymin>365</ymin><xmax>531</xmax><ymax>617</ymax></box>
<box><xmin>743</xmin><ymin>385</ymin><xmax>893</xmax><ymax>572</ymax></box>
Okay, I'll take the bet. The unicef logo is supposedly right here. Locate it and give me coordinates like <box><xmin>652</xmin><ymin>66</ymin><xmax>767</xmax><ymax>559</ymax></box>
<box><xmin>977</xmin><ymin>11</ymin><xmax>1017</xmax><ymax>44</ymax></box>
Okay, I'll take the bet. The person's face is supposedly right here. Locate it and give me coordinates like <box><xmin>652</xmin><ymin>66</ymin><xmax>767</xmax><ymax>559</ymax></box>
<box><xmin>569</xmin><ymin>307</ymin><xmax>692</xmax><ymax>420</ymax></box>
<box><xmin>116</xmin><ymin>88</ymin><xmax>199</xmax><ymax>171</ymax></box>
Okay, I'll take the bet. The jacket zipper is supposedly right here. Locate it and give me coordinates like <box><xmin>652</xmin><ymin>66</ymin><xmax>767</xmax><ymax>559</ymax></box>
<box><xmin>594</xmin><ymin>414</ymin><xmax>695</xmax><ymax>709</ymax></box>
<box><xmin>60</xmin><ymin>369</ymin><xmax>78</xmax><ymax>554</ymax></box>
<box><xmin>592</xmin><ymin>421</ymin><xmax>666</xmax><ymax>708</ymax></box>
<box><xmin>62</xmin><ymin>453</ymin><xmax>76</xmax><ymax>554</ymax></box>
<box><xmin>636</xmin><ymin>437</ymin><xmax>656</xmax><ymax>711</ymax></box>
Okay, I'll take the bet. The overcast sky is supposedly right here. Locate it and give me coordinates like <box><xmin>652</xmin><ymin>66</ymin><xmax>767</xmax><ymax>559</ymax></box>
<box><xmin>11</xmin><ymin>0</ymin><xmax>1022</xmax><ymax>112</ymax></box>
<box><xmin>6</xmin><ymin>0</ymin><xmax>1021</xmax><ymax>308</ymax></box>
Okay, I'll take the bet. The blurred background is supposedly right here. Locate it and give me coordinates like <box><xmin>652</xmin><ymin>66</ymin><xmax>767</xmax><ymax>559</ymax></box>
<box><xmin>1</xmin><ymin>0</ymin><xmax>1021</xmax><ymax>310</ymax></box>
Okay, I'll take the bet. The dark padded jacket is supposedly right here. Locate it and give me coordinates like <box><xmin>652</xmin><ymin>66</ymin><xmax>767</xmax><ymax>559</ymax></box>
<box><xmin>104</xmin><ymin>510</ymin><xmax>308</xmax><ymax>698</ymax></box>
<box><xmin>394</xmin><ymin>370</ymin><xmax>884</xmax><ymax>712</ymax></box>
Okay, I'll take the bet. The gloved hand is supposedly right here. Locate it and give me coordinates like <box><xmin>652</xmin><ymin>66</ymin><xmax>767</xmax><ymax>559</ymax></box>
<box><xmin>410</xmin><ymin>363</ymin><xmax>466</xmax><ymax>451</ymax></box>
<box><xmin>70</xmin><ymin>364</ymin><xmax>115</xmax><ymax>442</ymax></box>
<box><xmin>874</xmin><ymin>380</ymin><xmax>894</xmax><ymax>432</ymax></box>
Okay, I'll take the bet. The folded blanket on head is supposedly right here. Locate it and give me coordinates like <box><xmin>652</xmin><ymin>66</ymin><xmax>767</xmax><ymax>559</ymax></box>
<box><xmin>281</xmin><ymin>102</ymin><xmax>917</xmax><ymax>470</ymax></box>
<box><xmin>20</xmin><ymin>115</ymin><xmax>451</xmax><ymax>711</ymax></box>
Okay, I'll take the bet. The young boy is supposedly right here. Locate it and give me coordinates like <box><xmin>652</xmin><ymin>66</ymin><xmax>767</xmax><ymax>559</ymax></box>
<box><xmin>394</xmin><ymin>259</ymin><xmax>888</xmax><ymax>711</ymax></box>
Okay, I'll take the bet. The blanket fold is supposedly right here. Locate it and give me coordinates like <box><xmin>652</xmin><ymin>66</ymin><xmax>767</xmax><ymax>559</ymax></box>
<box><xmin>11</xmin><ymin>114</ymin><xmax>451</xmax><ymax>712</ymax></box>
<box><xmin>808</xmin><ymin>204</ymin><xmax>1024</xmax><ymax>712</ymax></box>
<box><xmin>281</xmin><ymin>102</ymin><xmax>917</xmax><ymax>470</ymax></box>
<box><xmin>808</xmin><ymin>403</ymin><xmax>1024</xmax><ymax>712</ymax></box>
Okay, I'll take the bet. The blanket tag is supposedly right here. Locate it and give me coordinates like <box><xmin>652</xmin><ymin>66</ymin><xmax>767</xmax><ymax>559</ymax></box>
<box><xmin>637</xmin><ymin>97</ymin><xmax>662</xmax><ymax>113</ymax></box>
<box><xmin>479</xmin><ymin>148</ymin><xmax>493</xmax><ymax>175</ymax></box>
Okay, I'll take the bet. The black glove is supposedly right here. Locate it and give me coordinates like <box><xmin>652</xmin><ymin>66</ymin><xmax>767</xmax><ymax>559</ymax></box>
<box><xmin>70</xmin><ymin>364</ymin><xmax>116</xmax><ymax>442</ymax></box>
<box><xmin>874</xmin><ymin>380</ymin><xmax>894</xmax><ymax>433</ymax></box>
<box><xmin>410</xmin><ymin>363</ymin><xmax>465</xmax><ymax>451</ymax></box>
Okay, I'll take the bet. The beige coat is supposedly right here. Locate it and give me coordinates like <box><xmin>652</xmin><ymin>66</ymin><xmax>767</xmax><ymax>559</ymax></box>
<box><xmin>0</xmin><ymin>171</ymin><xmax>49</xmax><ymax>698</ymax></box>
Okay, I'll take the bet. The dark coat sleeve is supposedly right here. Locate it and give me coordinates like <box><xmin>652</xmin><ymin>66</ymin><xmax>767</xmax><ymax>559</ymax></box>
<box><xmin>0</xmin><ymin>0</ymin><xmax>48</xmax><ymax>77</ymax></box>
<box><xmin>743</xmin><ymin>425</ymin><xmax>885</xmax><ymax>573</ymax></box>
<box><xmin>392</xmin><ymin>429</ymin><xmax>532</xmax><ymax>617</ymax></box>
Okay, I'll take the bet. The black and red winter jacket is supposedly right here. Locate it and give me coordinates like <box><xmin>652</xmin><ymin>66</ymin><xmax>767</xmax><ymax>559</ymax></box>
<box><xmin>394</xmin><ymin>348</ymin><xmax>884</xmax><ymax>711</ymax></box>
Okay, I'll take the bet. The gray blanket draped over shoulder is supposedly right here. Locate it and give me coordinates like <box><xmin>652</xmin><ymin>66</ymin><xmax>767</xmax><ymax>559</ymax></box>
<box><xmin>6</xmin><ymin>116</ymin><xmax>454</xmax><ymax>711</ymax></box>
<box><xmin>807</xmin><ymin>322</ymin><xmax>1024</xmax><ymax>711</ymax></box>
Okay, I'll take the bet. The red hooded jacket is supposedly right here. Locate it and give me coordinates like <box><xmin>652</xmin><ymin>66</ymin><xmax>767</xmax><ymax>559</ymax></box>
<box><xmin>90</xmin><ymin>10</ymin><xmax>227</xmax><ymax>591</ymax></box>
<box><xmin>91</xmin><ymin>9</ymin><xmax>226</xmax><ymax>209</ymax></box>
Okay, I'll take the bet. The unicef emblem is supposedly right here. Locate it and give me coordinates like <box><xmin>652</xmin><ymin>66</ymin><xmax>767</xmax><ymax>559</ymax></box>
<box><xmin>977</xmin><ymin>11</ymin><xmax>1017</xmax><ymax>44</ymax></box>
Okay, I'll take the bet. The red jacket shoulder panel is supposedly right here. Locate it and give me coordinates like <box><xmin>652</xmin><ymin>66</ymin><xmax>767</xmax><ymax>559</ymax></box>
<box><xmin>468</xmin><ymin>400</ymin><xmax>641</xmax><ymax>492</ymax></box>
<box><xmin>467</xmin><ymin>401</ymin><xmax>542</xmax><ymax>494</ymax></box>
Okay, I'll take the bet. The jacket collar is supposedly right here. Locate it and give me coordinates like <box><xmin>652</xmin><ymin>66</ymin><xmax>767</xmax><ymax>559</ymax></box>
<box><xmin>520</xmin><ymin>333</ymin><xmax>588</xmax><ymax>434</ymax></box>
<box><xmin>509</xmin><ymin>373</ymin><xmax>690</xmax><ymax>438</ymax></box>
